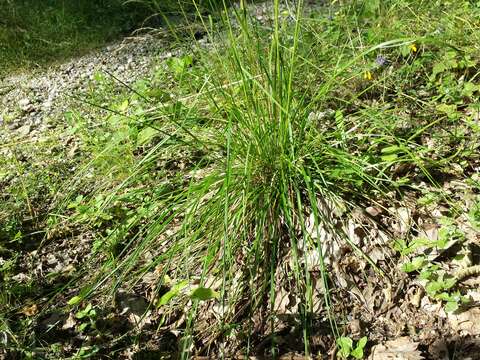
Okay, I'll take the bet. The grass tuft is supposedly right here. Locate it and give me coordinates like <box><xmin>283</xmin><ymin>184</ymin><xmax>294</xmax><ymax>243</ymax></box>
<box><xmin>2</xmin><ymin>0</ymin><xmax>480</xmax><ymax>357</ymax></box>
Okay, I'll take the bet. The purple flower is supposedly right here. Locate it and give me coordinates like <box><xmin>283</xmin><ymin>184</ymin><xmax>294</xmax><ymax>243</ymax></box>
<box><xmin>375</xmin><ymin>55</ymin><xmax>388</xmax><ymax>67</ymax></box>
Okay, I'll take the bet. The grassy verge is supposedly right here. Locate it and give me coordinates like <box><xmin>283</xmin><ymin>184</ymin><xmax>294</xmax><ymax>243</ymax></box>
<box><xmin>0</xmin><ymin>0</ymin><xmax>154</xmax><ymax>76</ymax></box>
<box><xmin>1</xmin><ymin>0</ymin><xmax>480</xmax><ymax>358</ymax></box>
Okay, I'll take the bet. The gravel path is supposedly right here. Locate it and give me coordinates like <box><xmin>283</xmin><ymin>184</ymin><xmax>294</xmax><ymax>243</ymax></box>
<box><xmin>0</xmin><ymin>33</ymin><xmax>177</xmax><ymax>146</ymax></box>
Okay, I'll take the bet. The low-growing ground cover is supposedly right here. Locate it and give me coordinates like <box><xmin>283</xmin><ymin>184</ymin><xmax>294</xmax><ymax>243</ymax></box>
<box><xmin>0</xmin><ymin>0</ymin><xmax>158</xmax><ymax>77</ymax></box>
<box><xmin>1</xmin><ymin>0</ymin><xmax>480</xmax><ymax>358</ymax></box>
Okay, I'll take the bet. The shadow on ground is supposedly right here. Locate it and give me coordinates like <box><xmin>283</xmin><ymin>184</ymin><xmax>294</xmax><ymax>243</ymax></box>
<box><xmin>0</xmin><ymin>0</ymin><xmax>159</xmax><ymax>76</ymax></box>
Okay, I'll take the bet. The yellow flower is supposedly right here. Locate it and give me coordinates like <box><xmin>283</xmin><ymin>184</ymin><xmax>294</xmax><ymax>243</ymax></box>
<box><xmin>363</xmin><ymin>71</ymin><xmax>373</xmax><ymax>80</ymax></box>
<box><xmin>410</xmin><ymin>43</ymin><xmax>418</xmax><ymax>53</ymax></box>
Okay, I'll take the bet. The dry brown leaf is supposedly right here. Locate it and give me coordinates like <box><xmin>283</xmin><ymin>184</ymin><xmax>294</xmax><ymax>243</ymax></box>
<box><xmin>273</xmin><ymin>287</ymin><xmax>291</xmax><ymax>314</ymax></box>
<box><xmin>447</xmin><ymin>308</ymin><xmax>480</xmax><ymax>336</ymax></box>
<box><xmin>366</xmin><ymin>206</ymin><xmax>382</xmax><ymax>217</ymax></box>
<box><xmin>369</xmin><ymin>246</ymin><xmax>386</xmax><ymax>263</ymax></box>
<box><xmin>20</xmin><ymin>304</ymin><xmax>38</xmax><ymax>317</ymax></box>
<box><xmin>368</xmin><ymin>337</ymin><xmax>424</xmax><ymax>360</ymax></box>
<box><xmin>392</xmin><ymin>207</ymin><xmax>413</xmax><ymax>236</ymax></box>
<box><xmin>62</xmin><ymin>312</ymin><xmax>77</xmax><ymax>330</ymax></box>
<box><xmin>408</xmin><ymin>287</ymin><xmax>423</xmax><ymax>308</ymax></box>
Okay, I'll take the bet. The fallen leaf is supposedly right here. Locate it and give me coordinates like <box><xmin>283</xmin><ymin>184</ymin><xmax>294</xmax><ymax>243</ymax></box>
<box><xmin>393</xmin><ymin>207</ymin><xmax>413</xmax><ymax>236</ymax></box>
<box><xmin>20</xmin><ymin>304</ymin><xmax>38</xmax><ymax>317</ymax></box>
<box><xmin>62</xmin><ymin>313</ymin><xmax>77</xmax><ymax>330</ymax></box>
<box><xmin>447</xmin><ymin>308</ymin><xmax>480</xmax><ymax>336</ymax></box>
<box><xmin>366</xmin><ymin>206</ymin><xmax>382</xmax><ymax>217</ymax></box>
<box><xmin>369</xmin><ymin>337</ymin><xmax>424</xmax><ymax>360</ymax></box>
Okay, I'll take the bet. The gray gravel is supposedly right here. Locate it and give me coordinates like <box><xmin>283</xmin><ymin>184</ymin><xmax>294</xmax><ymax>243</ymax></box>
<box><xmin>0</xmin><ymin>34</ymin><xmax>176</xmax><ymax>146</ymax></box>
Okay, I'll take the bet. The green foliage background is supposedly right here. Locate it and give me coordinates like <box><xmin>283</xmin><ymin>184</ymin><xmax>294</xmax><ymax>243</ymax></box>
<box><xmin>0</xmin><ymin>0</ymin><xmax>151</xmax><ymax>75</ymax></box>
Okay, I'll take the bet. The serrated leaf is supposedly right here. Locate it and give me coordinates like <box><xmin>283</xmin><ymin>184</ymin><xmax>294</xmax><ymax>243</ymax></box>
<box><xmin>442</xmin><ymin>277</ymin><xmax>457</xmax><ymax>289</ymax></box>
<box><xmin>402</xmin><ymin>256</ymin><xmax>425</xmax><ymax>273</ymax></box>
<box><xmin>444</xmin><ymin>301</ymin><xmax>459</xmax><ymax>313</ymax></box>
<box><xmin>190</xmin><ymin>287</ymin><xmax>219</xmax><ymax>301</ymax></box>
<box><xmin>436</xmin><ymin>292</ymin><xmax>451</xmax><ymax>301</ymax></box>
<box><xmin>426</xmin><ymin>280</ymin><xmax>443</xmax><ymax>296</ymax></box>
